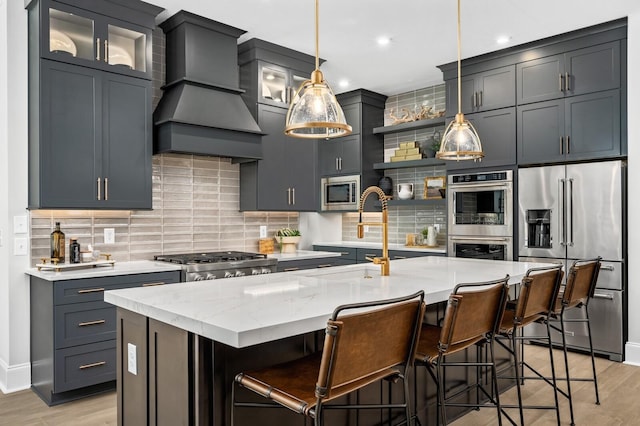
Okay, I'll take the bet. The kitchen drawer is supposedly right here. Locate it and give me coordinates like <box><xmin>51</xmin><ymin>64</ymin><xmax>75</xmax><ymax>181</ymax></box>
<box><xmin>54</xmin><ymin>340</ymin><xmax>116</xmax><ymax>393</ymax></box>
<box><xmin>313</xmin><ymin>245</ymin><xmax>358</xmax><ymax>261</ymax></box>
<box><xmin>55</xmin><ymin>301</ymin><xmax>116</xmax><ymax>349</ymax></box>
<box><xmin>389</xmin><ymin>250</ymin><xmax>437</xmax><ymax>260</ymax></box>
<box><xmin>54</xmin><ymin>271</ymin><xmax>180</xmax><ymax>305</ymax></box>
<box><xmin>277</xmin><ymin>257</ymin><xmax>353</xmax><ymax>272</ymax></box>
<box><xmin>356</xmin><ymin>248</ymin><xmax>383</xmax><ymax>263</ymax></box>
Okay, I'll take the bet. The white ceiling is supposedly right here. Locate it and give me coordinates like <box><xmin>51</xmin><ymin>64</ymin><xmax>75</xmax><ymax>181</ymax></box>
<box><xmin>150</xmin><ymin>0</ymin><xmax>640</xmax><ymax>96</ymax></box>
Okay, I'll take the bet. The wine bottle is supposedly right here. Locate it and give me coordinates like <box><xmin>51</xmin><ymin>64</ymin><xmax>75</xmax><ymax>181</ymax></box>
<box><xmin>50</xmin><ymin>222</ymin><xmax>65</xmax><ymax>263</ymax></box>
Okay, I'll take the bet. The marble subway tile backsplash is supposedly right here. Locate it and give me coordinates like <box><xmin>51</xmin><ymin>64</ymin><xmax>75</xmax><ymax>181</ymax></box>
<box><xmin>30</xmin><ymin>154</ymin><xmax>298</xmax><ymax>265</ymax></box>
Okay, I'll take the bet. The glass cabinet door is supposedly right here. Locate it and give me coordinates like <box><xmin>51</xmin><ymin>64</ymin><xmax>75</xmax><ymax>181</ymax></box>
<box><xmin>261</xmin><ymin>66</ymin><xmax>288</xmax><ymax>105</ymax></box>
<box><xmin>48</xmin><ymin>7</ymin><xmax>95</xmax><ymax>62</ymax></box>
<box><xmin>107</xmin><ymin>24</ymin><xmax>147</xmax><ymax>73</ymax></box>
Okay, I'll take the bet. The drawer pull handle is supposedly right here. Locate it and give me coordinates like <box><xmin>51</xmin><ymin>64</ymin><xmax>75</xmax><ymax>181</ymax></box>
<box><xmin>317</xmin><ymin>264</ymin><xmax>333</xmax><ymax>268</ymax></box>
<box><xmin>394</xmin><ymin>256</ymin><xmax>408</xmax><ymax>259</ymax></box>
<box><xmin>340</xmin><ymin>252</ymin><xmax>350</xmax><ymax>255</ymax></box>
<box><xmin>79</xmin><ymin>361</ymin><xmax>106</xmax><ymax>370</ymax></box>
<box><xmin>77</xmin><ymin>288</ymin><xmax>105</xmax><ymax>294</ymax></box>
<box><xmin>142</xmin><ymin>282</ymin><xmax>165</xmax><ymax>287</ymax></box>
<box><xmin>284</xmin><ymin>267</ymin><xmax>300</xmax><ymax>272</ymax></box>
<box><xmin>365</xmin><ymin>253</ymin><xmax>378</xmax><ymax>257</ymax></box>
<box><xmin>78</xmin><ymin>319</ymin><xmax>106</xmax><ymax>327</ymax></box>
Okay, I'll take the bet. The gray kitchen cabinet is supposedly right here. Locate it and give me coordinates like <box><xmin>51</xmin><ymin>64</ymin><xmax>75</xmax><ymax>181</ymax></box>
<box><xmin>30</xmin><ymin>60</ymin><xmax>152</xmax><ymax>209</ymax></box>
<box><xmin>240</xmin><ymin>104</ymin><xmax>317</xmax><ymax>211</ymax></box>
<box><xmin>31</xmin><ymin>0</ymin><xmax>158</xmax><ymax>80</ymax></box>
<box><xmin>518</xmin><ymin>89</ymin><xmax>621</xmax><ymax>164</ymax></box>
<box><xmin>276</xmin><ymin>256</ymin><xmax>353</xmax><ymax>272</ymax></box>
<box><xmin>446</xmin><ymin>65</ymin><xmax>516</xmax><ymax>115</ymax></box>
<box><xmin>318</xmin><ymin>90</ymin><xmax>386</xmax><ymax>190</ymax></box>
<box><xmin>27</xmin><ymin>0</ymin><xmax>159</xmax><ymax>210</ymax></box>
<box><xmin>313</xmin><ymin>245</ymin><xmax>358</xmax><ymax>264</ymax></box>
<box><xmin>517</xmin><ymin>41</ymin><xmax>621</xmax><ymax>105</ymax></box>
<box><xmin>30</xmin><ymin>270</ymin><xmax>180</xmax><ymax>405</ymax></box>
<box><xmin>446</xmin><ymin>107</ymin><xmax>517</xmax><ymax>171</ymax></box>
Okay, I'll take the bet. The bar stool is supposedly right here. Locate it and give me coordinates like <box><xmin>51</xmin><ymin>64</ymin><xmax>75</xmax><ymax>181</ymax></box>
<box><xmin>231</xmin><ymin>290</ymin><xmax>426</xmax><ymax>426</ymax></box>
<box><xmin>496</xmin><ymin>264</ymin><xmax>564</xmax><ymax>425</ymax></box>
<box><xmin>548</xmin><ymin>257</ymin><xmax>602</xmax><ymax>426</ymax></box>
<box><xmin>414</xmin><ymin>275</ymin><xmax>510</xmax><ymax>426</ymax></box>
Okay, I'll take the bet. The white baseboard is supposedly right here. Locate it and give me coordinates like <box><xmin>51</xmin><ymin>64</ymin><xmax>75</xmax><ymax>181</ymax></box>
<box><xmin>0</xmin><ymin>358</ymin><xmax>31</xmax><ymax>394</ymax></box>
<box><xmin>624</xmin><ymin>342</ymin><xmax>640</xmax><ymax>366</ymax></box>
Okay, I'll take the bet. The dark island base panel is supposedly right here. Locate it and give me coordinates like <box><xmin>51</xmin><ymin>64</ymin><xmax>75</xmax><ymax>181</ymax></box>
<box><xmin>117</xmin><ymin>307</ymin><xmax>516</xmax><ymax>426</ymax></box>
<box><xmin>31</xmin><ymin>380</ymin><xmax>115</xmax><ymax>406</ymax></box>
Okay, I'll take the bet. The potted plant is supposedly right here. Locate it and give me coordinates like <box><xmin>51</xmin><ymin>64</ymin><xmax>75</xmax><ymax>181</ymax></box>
<box><xmin>424</xmin><ymin>131</ymin><xmax>441</xmax><ymax>158</ymax></box>
<box><xmin>275</xmin><ymin>228</ymin><xmax>302</xmax><ymax>253</ymax></box>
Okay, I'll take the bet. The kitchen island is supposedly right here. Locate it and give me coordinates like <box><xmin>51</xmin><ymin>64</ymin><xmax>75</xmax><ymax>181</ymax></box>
<box><xmin>105</xmin><ymin>257</ymin><xmax>549</xmax><ymax>425</ymax></box>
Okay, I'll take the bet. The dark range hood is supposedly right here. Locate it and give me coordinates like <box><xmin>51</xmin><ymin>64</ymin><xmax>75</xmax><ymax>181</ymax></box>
<box><xmin>154</xmin><ymin>11</ymin><xmax>264</xmax><ymax>159</ymax></box>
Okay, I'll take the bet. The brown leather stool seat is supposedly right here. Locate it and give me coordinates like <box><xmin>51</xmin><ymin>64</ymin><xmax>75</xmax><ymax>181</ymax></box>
<box><xmin>231</xmin><ymin>291</ymin><xmax>426</xmax><ymax>426</ymax></box>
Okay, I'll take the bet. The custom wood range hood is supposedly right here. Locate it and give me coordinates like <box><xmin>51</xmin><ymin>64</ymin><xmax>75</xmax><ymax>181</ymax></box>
<box><xmin>153</xmin><ymin>11</ymin><xmax>264</xmax><ymax>160</ymax></box>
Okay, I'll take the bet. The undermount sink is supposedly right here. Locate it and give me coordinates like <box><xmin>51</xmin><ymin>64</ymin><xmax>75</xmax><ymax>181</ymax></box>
<box><xmin>297</xmin><ymin>265</ymin><xmax>381</xmax><ymax>281</ymax></box>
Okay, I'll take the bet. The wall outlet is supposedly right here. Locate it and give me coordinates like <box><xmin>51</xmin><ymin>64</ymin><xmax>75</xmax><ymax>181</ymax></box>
<box><xmin>434</xmin><ymin>224</ymin><xmax>441</xmax><ymax>233</ymax></box>
<box><xmin>364</xmin><ymin>225</ymin><xmax>370</xmax><ymax>232</ymax></box>
<box><xmin>127</xmin><ymin>343</ymin><xmax>137</xmax><ymax>375</ymax></box>
<box><xmin>14</xmin><ymin>237</ymin><xmax>27</xmax><ymax>255</ymax></box>
<box><xmin>104</xmin><ymin>228</ymin><xmax>115</xmax><ymax>244</ymax></box>
<box><xmin>13</xmin><ymin>215</ymin><xmax>28</xmax><ymax>234</ymax></box>
<box><xmin>259</xmin><ymin>225</ymin><xmax>267</xmax><ymax>239</ymax></box>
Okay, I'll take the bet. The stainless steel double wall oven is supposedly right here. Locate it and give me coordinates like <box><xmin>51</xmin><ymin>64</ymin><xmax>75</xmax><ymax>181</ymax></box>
<box><xmin>448</xmin><ymin>170</ymin><xmax>514</xmax><ymax>260</ymax></box>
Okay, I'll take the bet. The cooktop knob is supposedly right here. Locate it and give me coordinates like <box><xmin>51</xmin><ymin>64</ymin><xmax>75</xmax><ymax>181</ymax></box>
<box><xmin>235</xmin><ymin>271</ymin><xmax>246</xmax><ymax>277</ymax></box>
<box><xmin>205</xmin><ymin>273</ymin><xmax>216</xmax><ymax>280</ymax></box>
<box><xmin>261</xmin><ymin>268</ymin><xmax>272</xmax><ymax>274</ymax></box>
<box><xmin>193</xmin><ymin>274</ymin><xmax>206</xmax><ymax>281</ymax></box>
<box><xmin>251</xmin><ymin>269</ymin><xmax>261</xmax><ymax>275</ymax></box>
<box><xmin>224</xmin><ymin>271</ymin><xmax>234</xmax><ymax>278</ymax></box>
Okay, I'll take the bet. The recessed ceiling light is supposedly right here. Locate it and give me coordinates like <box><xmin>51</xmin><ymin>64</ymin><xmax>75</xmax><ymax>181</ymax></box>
<box><xmin>496</xmin><ymin>35</ymin><xmax>511</xmax><ymax>45</ymax></box>
<box><xmin>376</xmin><ymin>36</ymin><xmax>391</xmax><ymax>46</ymax></box>
<box><xmin>338</xmin><ymin>79</ymin><xmax>349</xmax><ymax>89</ymax></box>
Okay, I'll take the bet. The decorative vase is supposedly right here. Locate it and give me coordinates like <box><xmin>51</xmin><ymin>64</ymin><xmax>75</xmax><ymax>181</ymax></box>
<box><xmin>397</xmin><ymin>183</ymin><xmax>414</xmax><ymax>200</ymax></box>
<box><xmin>378</xmin><ymin>176</ymin><xmax>393</xmax><ymax>196</ymax></box>
<box><xmin>276</xmin><ymin>236</ymin><xmax>301</xmax><ymax>253</ymax></box>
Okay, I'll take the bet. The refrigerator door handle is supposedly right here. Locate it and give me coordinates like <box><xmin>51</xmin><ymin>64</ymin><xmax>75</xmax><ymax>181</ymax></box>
<box><xmin>600</xmin><ymin>265</ymin><xmax>615</xmax><ymax>272</ymax></box>
<box><xmin>568</xmin><ymin>178</ymin><xmax>574</xmax><ymax>246</ymax></box>
<box><xmin>593</xmin><ymin>292</ymin><xmax>615</xmax><ymax>301</ymax></box>
<box><xmin>559</xmin><ymin>178</ymin><xmax>566</xmax><ymax>246</ymax></box>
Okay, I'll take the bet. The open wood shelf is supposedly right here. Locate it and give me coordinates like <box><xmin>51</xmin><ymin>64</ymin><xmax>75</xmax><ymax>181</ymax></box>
<box><xmin>372</xmin><ymin>117</ymin><xmax>446</xmax><ymax>135</ymax></box>
<box><xmin>373</xmin><ymin>158</ymin><xmax>446</xmax><ymax>170</ymax></box>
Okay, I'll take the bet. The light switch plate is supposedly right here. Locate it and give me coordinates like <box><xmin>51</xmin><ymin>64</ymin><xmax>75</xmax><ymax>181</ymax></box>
<box><xmin>259</xmin><ymin>225</ymin><xmax>267</xmax><ymax>239</ymax></box>
<box><xmin>13</xmin><ymin>215</ymin><xmax>28</xmax><ymax>234</ymax></box>
<box><xmin>14</xmin><ymin>237</ymin><xmax>27</xmax><ymax>255</ymax></box>
<box><xmin>104</xmin><ymin>228</ymin><xmax>115</xmax><ymax>244</ymax></box>
<box><xmin>0</xmin><ymin>229</ymin><xmax>3</xmax><ymax>247</ymax></box>
<box><xmin>127</xmin><ymin>343</ymin><xmax>137</xmax><ymax>375</ymax></box>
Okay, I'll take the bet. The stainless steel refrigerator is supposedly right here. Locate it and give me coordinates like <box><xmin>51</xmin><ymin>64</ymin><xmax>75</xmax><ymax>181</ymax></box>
<box><xmin>518</xmin><ymin>160</ymin><xmax>626</xmax><ymax>361</ymax></box>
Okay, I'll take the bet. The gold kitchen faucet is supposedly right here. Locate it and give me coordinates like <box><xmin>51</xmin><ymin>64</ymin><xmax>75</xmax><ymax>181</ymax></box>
<box><xmin>357</xmin><ymin>186</ymin><xmax>390</xmax><ymax>276</ymax></box>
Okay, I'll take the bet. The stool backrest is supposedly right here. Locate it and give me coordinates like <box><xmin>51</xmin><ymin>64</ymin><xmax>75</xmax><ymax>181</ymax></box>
<box><xmin>562</xmin><ymin>257</ymin><xmax>602</xmax><ymax>309</ymax></box>
<box><xmin>439</xmin><ymin>276</ymin><xmax>510</xmax><ymax>353</ymax></box>
<box><xmin>315</xmin><ymin>291</ymin><xmax>426</xmax><ymax>401</ymax></box>
<box><xmin>514</xmin><ymin>265</ymin><xmax>564</xmax><ymax>323</ymax></box>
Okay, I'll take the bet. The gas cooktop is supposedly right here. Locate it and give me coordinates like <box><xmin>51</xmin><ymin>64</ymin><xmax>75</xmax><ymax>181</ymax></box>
<box><xmin>154</xmin><ymin>251</ymin><xmax>267</xmax><ymax>265</ymax></box>
<box><xmin>153</xmin><ymin>251</ymin><xmax>277</xmax><ymax>281</ymax></box>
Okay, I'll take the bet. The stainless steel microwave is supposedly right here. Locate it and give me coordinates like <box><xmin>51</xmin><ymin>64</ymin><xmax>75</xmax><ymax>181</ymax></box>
<box><xmin>320</xmin><ymin>175</ymin><xmax>361</xmax><ymax>211</ymax></box>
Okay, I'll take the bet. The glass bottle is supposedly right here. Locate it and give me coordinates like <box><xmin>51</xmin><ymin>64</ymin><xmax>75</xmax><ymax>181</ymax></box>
<box><xmin>50</xmin><ymin>222</ymin><xmax>65</xmax><ymax>263</ymax></box>
<box><xmin>69</xmin><ymin>238</ymin><xmax>81</xmax><ymax>264</ymax></box>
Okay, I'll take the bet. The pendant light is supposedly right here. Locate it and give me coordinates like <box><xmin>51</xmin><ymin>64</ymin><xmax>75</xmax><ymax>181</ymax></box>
<box><xmin>284</xmin><ymin>0</ymin><xmax>352</xmax><ymax>139</ymax></box>
<box><xmin>436</xmin><ymin>0</ymin><xmax>484</xmax><ymax>161</ymax></box>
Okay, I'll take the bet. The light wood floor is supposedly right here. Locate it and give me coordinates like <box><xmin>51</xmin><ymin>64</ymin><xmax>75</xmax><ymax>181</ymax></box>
<box><xmin>1</xmin><ymin>345</ymin><xmax>640</xmax><ymax>425</ymax></box>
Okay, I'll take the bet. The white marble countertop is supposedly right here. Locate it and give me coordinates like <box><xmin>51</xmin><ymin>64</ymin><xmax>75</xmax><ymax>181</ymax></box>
<box><xmin>104</xmin><ymin>257</ymin><xmax>552</xmax><ymax>349</ymax></box>
<box><xmin>313</xmin><ymin>241</ymin><xmax>447</xmax><ymax>254</ymax></box>
<box><xmin>268</xmin><ymin>250</ymin><xmax>342</xmax><ymax>262</ymax></box>
<box><xmin>26</xmin><ymin>260</ymin><xmax>183</xmax><ymax>281</ymax></box>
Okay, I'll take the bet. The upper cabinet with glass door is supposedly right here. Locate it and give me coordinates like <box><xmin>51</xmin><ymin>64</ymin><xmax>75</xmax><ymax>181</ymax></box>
<box><xmin>37</xmin><ymin>0</ymin><xmax>157</xmax><ymax>80</ymax></box>
<box><xmin>260</xmin><ymin>63</ymin><xmax>308</xmax><ymax>108</ymax></box>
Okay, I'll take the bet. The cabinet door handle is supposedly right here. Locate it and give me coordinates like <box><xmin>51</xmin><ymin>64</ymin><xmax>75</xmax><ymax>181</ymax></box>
<box><xmin>339</xmin><ymin>157</ymin><xmax>343</xmax><ymax>170</ymax></box>
<box><xmin>104</xmin><ymin>177</ymin><xmax>108</xmax><ymax>201</ymax></box>
<box><xmin>287</xmin><ymin>188</ymin><xmax>291</xmax><ymax>205</ymax></box>
<box><xmin>96</xmin><ymin>38</ymin><xmax>101</xmax><ymax>61</ymax></box>
<box><xmin>78</xmin><ymin>319</ymin><xmax>106</xmax><ymax>327</ymax></box>
<box><xmin>559</xmin><ymin>73</ymin><xmax>563</xmax><ymax>92</ymax></box>
<box><xmin>78</xmin><ymin>287</ymin><xmax>105</xmax><ymax>294</ymax></box>
<box><xmin>566</xmin><ymin>135</ymin><xmax>570</xmax><ymax>154</ymax></box>
<box><xmin>291</xmin><ymin>187</ymin><xmax>295</xmax><ymax>205</ymax></box>
<box><xmin>317</xmin><ymin>264</ymin><xmax>333</xmax><ymax>268</ymax></box>
<box><xmin>478</xmin><ymin>90</ymin><xmax>483</xmax><ymax>107</ymax></box>
<box><xmin>565</xmin><ymin>72</ymin><xmax>570</xmax><ymax>91</ymax></box>
<box><xmin>560</xmin><ymin>136</ymin><xmax>564</xmax><ymax>155</ymax></box>
<box><xmin>79</xmin><ymin>361</ymin><xmax>106</xmax><ymax>370</ymax></box>
<box><xmin>284</xmin><ymin>267</ymin><xmax>300</xmax><ymax>272</ymax></box>
<box><xmin>104</xmin><ymin>40</ymin><xmax>109</xmax><ymax>63</ymax></box>
<box><xmin>473</xmin><ymin>92</ymin><xmax>477</xmax><ymax>108</ymax></box>
<box><xmin>142</xmin><ymin>282</ymin><xmax>166</xmax><ymax>287</ymax></box>
<box><xmin>335</xmin><ymin>157</ymin><xmax>339</xmax><ymax>170</ymax></box>
<box><xmin>97</xmin><ymin>177</ymin><xmax>101</xmax><ymax>200</ymax></box>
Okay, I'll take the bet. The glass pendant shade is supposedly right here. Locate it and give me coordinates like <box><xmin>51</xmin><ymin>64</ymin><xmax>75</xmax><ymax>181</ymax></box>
<box><xmin>284</xmin><ymin>70</ymin><xmax>352</xmax><ymax>138</ymax></box>
<box><xmin>436</xmin><ymin>113</ymin><xmax>484</xmax><ymax>161</ymax></box>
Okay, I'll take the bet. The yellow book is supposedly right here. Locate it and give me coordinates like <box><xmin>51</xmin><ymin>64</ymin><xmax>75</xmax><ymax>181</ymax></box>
<box><xmin>400</xmin><ymin>141</ymin><xmax>418</xmax><ymax>149</ymax></box>
<box><xmin>405</xmin><ymin>153</ymin><xmax>423</xmax><ymax>160</ymax></box>
<box><xmin>405</xmin><ymin>147</ymin><xmax>421</xmax><ymax>155</ymax></box>
<box><xmin>390</xmin><ymin>155</ymin><xmax>407</xmax><ymax>162</ymax></box>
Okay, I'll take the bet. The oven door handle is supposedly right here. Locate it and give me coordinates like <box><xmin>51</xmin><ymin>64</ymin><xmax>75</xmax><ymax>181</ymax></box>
<box><xmin>450</xmin><ymin>236</ymin><xmax>509</xmax><ymax>242</ymax></box>
<box><xmin>450</xmin><ymin>182</ymin><xmax>511</xmax><ymax>190</ymax></box>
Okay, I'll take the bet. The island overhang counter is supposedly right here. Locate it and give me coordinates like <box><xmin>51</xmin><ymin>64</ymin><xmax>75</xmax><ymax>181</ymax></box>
<box><xmin>105</xmin><ymin>256</ymin><xmax>552</xmax><ymax>425</ymax></box>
